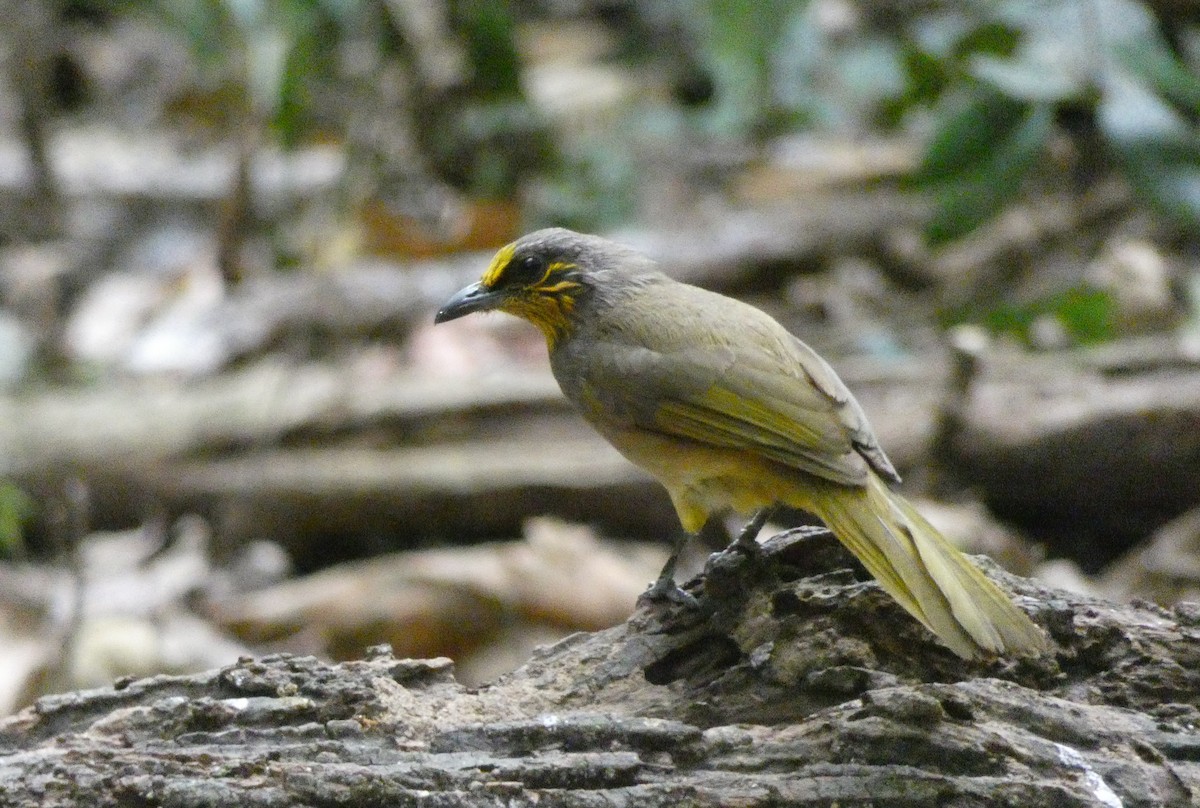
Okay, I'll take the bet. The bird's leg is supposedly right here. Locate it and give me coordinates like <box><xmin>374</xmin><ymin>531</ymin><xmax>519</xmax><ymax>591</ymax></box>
<box><xmin>731</xmin><ymin>506</ymin><xmax>776</xmax><ymax>555</ymax></box>
<box><xmin>639</xmin><ymin>531</ymin><xmax>700</xmax><ymax>608</ymax></box>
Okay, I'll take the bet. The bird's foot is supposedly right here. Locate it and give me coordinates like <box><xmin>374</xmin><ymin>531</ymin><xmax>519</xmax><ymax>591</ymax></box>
<box><xmin>731</xmin><ymin>534</ymin><xmax>762</xmax><ymax>558</ymax></box>
<box><xmin>728</xmin><ymin>506</ymin><xmax>776</xmax><ymax>557</ymax></box>
<box><xmin>638</xmin><ymin>533</ymin><xmax>700</xmax><ymax>608</ymax></box>
<box><xmin>638</xmin><ymin>575</ymin><xmax>700</xmax><ymax>609</ymax></box>
<box><xmin>773</xmin><ymin>525</ymin><xmax>833</xmax><ymax>544</ymax></box>
<box><xmin>735</xmin><ymin>507</ymin><xmax>774</xmax><ymax>551</ymax></box>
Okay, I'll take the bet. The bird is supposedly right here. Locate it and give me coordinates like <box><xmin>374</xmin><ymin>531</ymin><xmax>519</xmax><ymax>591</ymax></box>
<box><xmin>435</xmin><ymin>228</ymin><xmax>1046</xmax><ymax>659</ymax></box>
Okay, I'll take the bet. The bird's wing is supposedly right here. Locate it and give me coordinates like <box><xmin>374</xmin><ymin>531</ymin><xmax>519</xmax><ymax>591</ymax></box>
<box><xmin>578</xmin><ymin>335</ymin><xmax>896</xmax><ymax>488</ymax></box>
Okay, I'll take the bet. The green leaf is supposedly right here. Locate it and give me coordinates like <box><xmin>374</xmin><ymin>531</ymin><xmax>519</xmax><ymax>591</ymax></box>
<box><xmin>1114</xmin><ymin>137</ymin><xmax>1200</xmax><ymax>230</ymax></box>
<box><xmin>1054</xmin><ymin>287</ymin><xmax>1116</xmax><ymax>344</ymax></box>
<box><xmin>1099</xmin><ymin>59</ymin><xmax>1200</xmax><ymax>231</ymax></box>
<box><xmin>969</xmin><ymin>53</ymin><xmax>1086</xmax><ymax>102</ymax></box>
<box><xmin>1098</xmin><ymin>70</ymin><xmax>1190</xmax><ymax>144</ymax></box>
<box><xmin>951</xmin><ymin>21</ymin><xmax>1020</xmax><ymax>61</ymax></box>
<box><xmin>922</xmin><ymin>101</ymin><xmax>1054</xmax><ymax>244</ymax></box>
<box><xmin>700</xmin><ymin>0</ymin><xmax>800</xmax><ymax>136</ymax></box>
<box><xmin>912</xmin><ymin>90</ymin><xmax>1027</xmax><ymax>186</ymax></box>
<box><xmin>154</xmin><ymin>0</ymin><xmax>235</xmax><ymax>67</ymax></box>
<box><xmin>0</xmin><ymin>483</ymin><xmax>33</xmax><ymax>559</ymax></box>
<box><xmin>454</xmin><ymin>0</ymin><xmax>522</xmax><ymax>100</ymax></box>
<box><xmin>1116</xmin><ymin>42</ymin><xmax>1200</xmax><ymax>116</ymax></box>
<box><xmin>975</xmin><ymin>287</ymin><xmax>1114</xmax><ymax>346</ymax></box>
<box><xmin>901</xmin><ymin>44</ymin><xmax>948</xmax><ymax>105</ymax></box>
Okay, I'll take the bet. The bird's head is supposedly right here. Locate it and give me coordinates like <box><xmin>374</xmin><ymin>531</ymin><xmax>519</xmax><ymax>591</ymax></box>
<box><xmin>435</xmin><ymin>228</ymin><xmax>640</xmax><ymax>346</ymax></box>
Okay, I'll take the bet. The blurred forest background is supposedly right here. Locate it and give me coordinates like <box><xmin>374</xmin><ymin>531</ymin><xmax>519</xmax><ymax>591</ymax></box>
<box><xmin>1</xmin><ymin>0</ymin><xmax>1199</xmax><ymax>715</ymax></box>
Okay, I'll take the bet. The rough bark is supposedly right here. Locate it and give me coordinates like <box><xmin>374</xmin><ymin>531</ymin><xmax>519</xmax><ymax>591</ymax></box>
<box><xmin>1</xmin><ymin>530</ymin><xmax>1196</xmax><ymax>807</ymax></box>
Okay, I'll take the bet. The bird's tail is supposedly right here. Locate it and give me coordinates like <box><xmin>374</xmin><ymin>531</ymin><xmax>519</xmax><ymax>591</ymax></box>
<box><xmin>806</xmin><ymin>474</ymin><xmax>1046</xmax><ymax>659</ymax></box>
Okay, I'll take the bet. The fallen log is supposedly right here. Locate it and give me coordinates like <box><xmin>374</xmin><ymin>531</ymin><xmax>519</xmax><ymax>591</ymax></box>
<box><xmin>953</xmin><ymin>344</ymin><xmax>1200</xmax><ymax>569</ymax></box>
<box><xmin>0</xmin><ymin>529</ymin><xmax>1195</xmax><ymax>806</ymax></box>
<box><xmin>6</xmin><ymin>337</ymin><xmax>1200</xmax><ymax>567</ymax></box>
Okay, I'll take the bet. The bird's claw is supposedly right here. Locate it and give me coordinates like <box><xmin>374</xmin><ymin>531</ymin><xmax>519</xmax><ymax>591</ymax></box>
<box><xmin>638</xmin><ymin>577</ymin><xmax>700</xmax><ymax>609</ymax></box>
<box><xmin>729</xmin><ymin>506</ymin><xmax>774</xmax><ymax>556</ymax></box>
<box><xmin>774</xmin><ymin>525</ymin><xmax>832</xmax><ymax>543</ymax></box>
<box><xmin>731</xmin><ymin>533</ymin><xmax>763</xmax><ymax>557</ymax></box>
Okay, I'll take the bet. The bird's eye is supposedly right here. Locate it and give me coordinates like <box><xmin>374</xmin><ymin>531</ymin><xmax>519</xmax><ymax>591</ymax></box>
<box><xmin>506</xmin><ymin>254</ymin><xmax>548</xmax><ymax>286</ymax></box>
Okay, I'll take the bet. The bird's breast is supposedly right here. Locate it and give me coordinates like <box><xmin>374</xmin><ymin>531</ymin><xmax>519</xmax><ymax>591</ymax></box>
<box><xmin>588</xmin><ymin>421</ymin><xmax>815</xmax><ymax>529</ymax></box>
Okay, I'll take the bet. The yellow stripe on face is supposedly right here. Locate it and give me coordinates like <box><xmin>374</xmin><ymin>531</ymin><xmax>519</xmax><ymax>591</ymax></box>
<box><xmin>538</xmin><ymin>280</ymin><xmax>582</xmax><ymax>294</ymax></box>
<box><xmin>481</xmin><ymin>242</ymin><xmax>517</xmax><ymax>287</ymax></box>
<box><xmin>533</xmin><ymin>261</ymin><xmax>577</xmax><ymax>287</ymax></box>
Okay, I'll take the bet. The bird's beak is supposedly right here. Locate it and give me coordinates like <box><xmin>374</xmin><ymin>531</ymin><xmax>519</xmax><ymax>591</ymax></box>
<box><xmin>434</xmin><ymin>281</ymin><xmax>505</xmax><ymax>324</ymax></box>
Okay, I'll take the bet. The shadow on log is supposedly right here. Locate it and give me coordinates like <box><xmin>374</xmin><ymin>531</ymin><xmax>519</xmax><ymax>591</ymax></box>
<box><xmin>1</xmin><ymin>530</ymin><xmax>1197</xmax><ymax>806</ymax></box>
